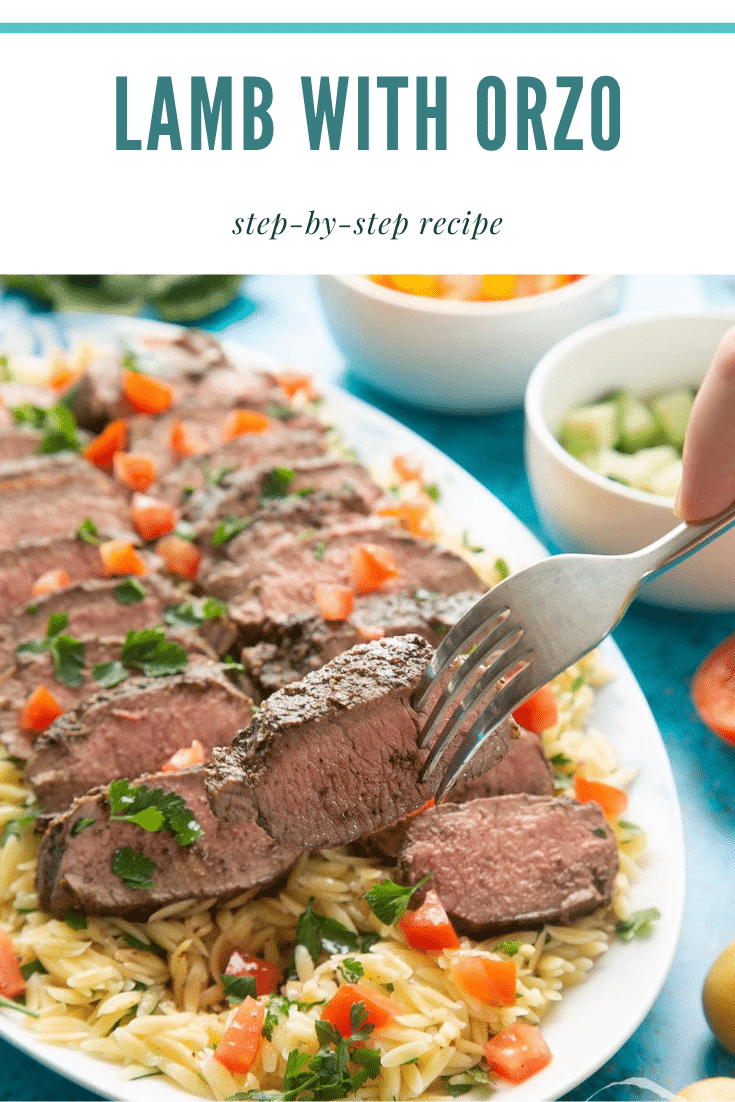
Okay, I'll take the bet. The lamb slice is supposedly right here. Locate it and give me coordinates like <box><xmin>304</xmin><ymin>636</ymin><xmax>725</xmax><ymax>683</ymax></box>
<box><xmin>0</xmin><ymin>531</ymin><xmax>149</xmax><ymax>624</ymax></box>
<box><xmin>0</xmin><ymin>381</ymin><xmax>58</xmax><ymax>411</ymax></box>
<box><xmin>36</xmin><ymin>767</ymin><xmax>300</xmax><ymax>920</ymax></box>
<box><xmin>241</xmin><ymin>590</ymin><xmax>481</xmax><ymax>699</ymax></box>
<box><xmin>203</xmin><ymin>521</ymin><xmax>486</xmax><ymax>642</ymax></box>
<box><xmin>27</xmin><ymin>663</ymin><xmax>252</xmax><ymax>813</ymax></box>
<box><xmin>398</xmin><ymin>794</ymin><xmax>619</xmax><ymax>935</ymax></box>
<box><xmin>206</xmin><ymin>635</ymin><xmax>516</xmax><ymax>849</ymax></box>
<box><xmin>0</xmin><ymin>422</ymin><xmax>44</xmax><ymax>461</ymax></box>
<box><xmin>0</xmin><ymin>453</ymin><xmax>130</xmax><ymax>550</ymax></box>
<box><xmin>362</xmin><ymin>729</ymin><xmax>554</xmax><ymax>860</ymax></box>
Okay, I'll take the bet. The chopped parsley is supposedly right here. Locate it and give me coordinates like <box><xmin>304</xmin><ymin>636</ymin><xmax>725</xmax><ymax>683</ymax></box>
<box><xmin>114</xmin><ymin>577</ymin><xmax>147</xmax><ymax>604</ymax></box>
<box><xmin>108</xmin><ymin>778</ymin><xmax>203</xmax><ymax>846</ymax></box>
<box><xmin>618</xmin><ymin>819</ymin><xmax>643</xmax><ymax>834</ymax></box>
<box><xmin>443</xmin><ymin>1068</ymin><xmax>493</xmax><ymax>1096</ymax></box>
<box><xmin>364</xmin><ymin>874</ymin><xmax>431</xmax><ymax>926</ymax></box>
<box><xmin>25</xmin><ymin>603</ymin><xmax>38</xmax><ymax>616</ymax></box>
<box><xmin>221</xmin><ymin>974</ymin><xmax>257</xmax><ymax>1004</ymax></box>
<box><xmin>76</xmin><ymin>517</ymin><xmax>100</xmax><ymax>544</ymax></box>
<box><xmin>461</xmin><ymin>530</ymin><xmax>485</xmax><ymax>554</ymax></box>
<box><xmin>224</xmin><ymin>655</ymin><xmax>245</xmax><ymax>673</ymax></box>
<box><xmin>64</xmin><ymin>910</ymin><xmax>88</xmax><ymax>930</ymax></box>
<box><xmin>570</xmin><ymin>673</ymin><xmax>585</xmax><ymax>694</ymax></box>
<box><xmin>549</xmin><ymin>752</ymin><xmax>573</xmax><ymax>769</ymax></box>
<box><xmin>15</xmin><ymin>613</ymin><xmax>86</xmax><ymax>687</ymax></box>
<box><xmin>1</xmin><ymin>808</ymin><xmax>39</xmax><ymax>846</ymax></box>
<box><xmin>212</xmin><ymin>515</ymin><xmax>251</xmax><ymax>546</ymax></box>
<box><xmin>203</xmin><ymin>462</ymin><xmax>234</xmax><ymax>487</ymax></box>
<box><xmin>162</xmin><ymin>597</ymin><xmax>226</xmax><ymax>628</ymax></box>
<box><xmin>592</xmin><ymin>827</ymin><xmax>608</xmax><ymax>838</ymax></box>
<box><xmin>264</xmin><ymin>403</ymin><xmax>297</xmax><ymax>421</ymax></box>
<box><xmin>262</xmin><ymin>995</ymin><xmax>292</xmax><ymax>1041</ymax></box>
<box><xmin>71</xmin><ymin>817</ymin><xmax>96</xmax><ymax>836</ymax></box>
<box><xmin>124</xmin><ymin>933</ymin><xmax>167</xmax><ymax>958</ymax></box>
<box><xmin>20</xmin><ymin>959</ymin><xmax>47</xmax><ymax>980</ymax></box>
<box><xmin>313</xmin><ymin>540</ymin><xmax>326</xmax><ymax>561</ymax></box>
<box><xmin>121</xmin><ymin>350</ymin><xmax>140</xmax><ymax>372</ymax></box>
<box><xmin>12</xmin><ymin>401</ymin><xmax>80</xmax><ymax>454</ymax></box>
<box><xmin>92</xmin><ymin>628</ymin><xmax>188</xmax><ymax>688</ymax></box>
<box><xmin>280</xmin><ymin>1002</ymin><xmax>381</xmax><ymax>1101</ymax></box>
<box><xmin>495</xmin><ymin>557</ymin><xmax>510</xmax><ymax>580</ymax></box>
<box><xmin>295</xmin><ymin>900</ymin><xmax>377</xmax><ymax>964</ymax></box>
<box><xmin>493</xmin><ymin>939</ymin><xmax>520</xmax><ymax>957</ymax></box>
<box><xmin>112</xmin><ymin>847</ymin><xmax>157</xmax><ymax>891</ymax></box>
<box><xmin>336</xmin><ymin>958</ymin><xmax>364</xmax><ymax>983</ymax></box>
<box><xmin>260</xmin><ymin>466</ymin><xmax>295</xmax><ymax>499</ymax></box>
<box><xmin>173</xmin><ymin>520</ymin><xmax>198</xmax><ymax>542</ymax></box>
<box><xmin>616</xmin><ymin>907</ymin><xmax>661</xmax><ymax>942</ymax></box>
<box><xmin>423</xmin><ymin>483</ymin><xmax>440</xmax><ymax>502</ymax></box>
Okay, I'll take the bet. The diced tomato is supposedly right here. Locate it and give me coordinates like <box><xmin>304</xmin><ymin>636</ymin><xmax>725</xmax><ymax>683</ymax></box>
<box><xmin>692</xmin><ymin>634</ymin><xmax>735</xmax><ymax>745</ymax></box>
<box><xmin>156</xmin><ymin>535</ymin><xmax>201</xmax><ymax>580</ymax></box>
<box><xmin>574</xmin><ymin>774</ymin><xmax>628</xmax><ymax>819</ymax></box>
<box><xmin>170</xmin><ymin>418</ymin><xmax>208</xmax><ymax>458</ymax></box>
<box><xmin>224</xmin><ymin>951</ymin><xmax>283</xmax><ymax>997</ymax></box>
<box><xmin>214</xmin><ymin>996</ymin><xmax>264</xmax><ymax>1075</ymax></box>
<box><xmin>48</xmin><ymin>353</ymin><xmax>82</xmax><ymax>393</ymax></box>
<box><xmin>161</xmin><ymin>739</ymin><xmax>206</xmax><ymax>773</ymax></box>
<box><xmin>122</xmin><ymin>369</ymin><xmax>174</xmax><ymax>415</ymax></box>
<box><xmin>31</xmin><ymin>568</ymin><xmax>71</xmax><ymax>597</ymax></box>
<box><xmin>0</xmin><ymin>929</ymin><xmax>26</xmax><ymax>999</ymax></box>
<box><xmin>113</xmin><ymin>451</ymin><xmax>157</xmax><ymax>492</ymax></box>
<box><xmin>452</xmin><ymin>956</ymin><xmax>516</xmax><ymax>1006</ymax></box>
<box><xmin>99</xmin><ymin>540</ymin><xmax>147</xmax><ymax>577</ymax></box>
<box><xmin>82</xmin><ymin>419</ymin><xmax>128</xmax><ymax>470</ymax></box>
<box><xmin>130</xmin><ymin>493</ymin><xmax>177</xmax><ymax>541</ymax></box>
<box><xmin>276</xmin><ymin>372</ymin><xmax>316</xmax><ymax>401</ymax></box>
<box><xmin>222</xmin><ymin>409</ymin><xmax>271</xmax><ymax>441</ymax></box>
<box><xmin>314</xmin><ymin>584</ymin><xmax>354</xmax><ymax>622</ymax></box>
<box><xmin>321</xmin><ymin>982</ymin><xmax>399</xmax><ymax>1038</ymax></box>
<box><xmin>392</xmin><ymin>454</ymin><xmax>423</xmax><ymax>483</ymax></box>
<box><xmin>399</xmin><ymin>889</ymin><xmax>460</xmax><ymax>951</ymax></box>
<box><xmin>512</xmin><ymin>685</ymin><xmax>558</xmax><ymax>734</ymax></box>
<box><xmin>356</xmin><ymin>625</ymin><xmax>385</xmax><ymax>642</ymax></box>
<box><xmin>377</xmin><ymin>495</ymin><xmax>433</xmax><ymax>538</ymax></box>
<box><xmin>351</xmin><ymin>544</ymin><xmax>400</xmax><ymax>595</ymax></box>
<box><xmin>19</xmin><ymin>685</ymin><xmax>63</xmax><ymax>733</ymax></box>
<box><xmin>483</xmin><ymin>1023</ymin><xmax>552</xmax><ymax>1084</ymax></box>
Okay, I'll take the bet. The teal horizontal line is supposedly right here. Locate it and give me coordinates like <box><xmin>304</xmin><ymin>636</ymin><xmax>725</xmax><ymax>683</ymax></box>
<box><xmin>1</xmin><ymin>21</ymin><xmax>735</xmax><ymax>33</ymax></box>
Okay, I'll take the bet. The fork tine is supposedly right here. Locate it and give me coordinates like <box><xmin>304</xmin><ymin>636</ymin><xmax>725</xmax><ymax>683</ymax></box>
<box><xmin>420</xmin><ymin>639</ymin><xmax>533</xmax><ymax>780</ymax></box>
<box><xmin>412</xmin><ymin>597</ymin><xmax>511</xmax><ymax>711</ymax></box>
<box><xmin>417</xmin><ymin>621</ymin><xmax>523</xmax><ymax>748</ymax></box>
<box><xmin>434</xmin><ymin>668</ymin><xmax>537</xmax><ymax>801</ymax></box>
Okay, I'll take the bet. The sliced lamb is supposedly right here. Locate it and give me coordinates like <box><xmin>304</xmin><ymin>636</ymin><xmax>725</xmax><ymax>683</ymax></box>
<box><xmin>362</xmin><ymin>729</ymin><xmax>554</xmax><ymax>860</ymax></box>
<box><xmin>398</xmin><ymin>794</ymin><xmax>619</xmax><ymax>934</ymax></box>
<box><xmin>206</xmin><ymin>635</ymin><xmax>516</xmax><ymax>849</ymax></box>
<box><xmin>36</xmin><ymin>768</ymin><xmax>300</xmax><ymax>919</ymax></box>
<box><xmin>0</xmin><ymin>423</ymin><xmax>45</xmax><ymax>461</ymax></box>
<box><xmin>26</xmin><ymin>664</ymin><xmax>251</xmax><ymax>813</ymax></box>
<box><xmin>202</xmin><ymin>520</ymin><xmax>486</xmax><ymax>642</ymax></box>
<box><xmin>240</xmin><ymin>590</ymin><xmax>481</xmax><ymax>699</ymax></box>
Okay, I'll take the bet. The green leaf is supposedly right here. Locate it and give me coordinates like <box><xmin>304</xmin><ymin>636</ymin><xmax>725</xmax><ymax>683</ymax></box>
<box><xmin>14</xmin><ymin>639</ymin><xmax>48</xmax><ymax>656</ymax></box>
<box><xmin>203</xmin><ymin>462</ymin><xmax>234</xmax><ymax>487</ymax></box>
<box><xmin>364</xmin><ymin>874</ymin><xmax>432</xmax><ymax>926</ymax></box>
<box><xmin>212</xmin><ymin>515</ymin><xmax>250</xmax><ymax>546</ymax></box>
<box><xmin>112</xmin><ymin>846</ymin><xmax>157</xmax><ymax>890</ymax></box>
<box><xmin>262</xmin><ymin>995</ymin><xmax>292</xmax><ymax>1041</ymax></box>
<box><xmin>76</xmin><ymin>517</ymin><xmax>100</xmax><ymax>544</ymax></box>
<box><xmin>224</xmin><ymin>655</ymin><xmax>245</xmax><ymax>673</ymax></box>
<box><xmin>46</xmin><ymin>613</ymin><xmax>69</xmax><ymax>639</ymax></box>
<box><xmin>162</xmin><ymin>597</ymin><xmax>227</xmax><ymax>629</ymax></box>
<box><xmin>24</xmin><ymin>604</ymin><xmax>38</xmax><ymax>616</ymax></box>
<box><xmin>221</xmin><ymin>974</ymin><xmax>257</xmax><ymax>1004</ymax></box>
<box><xmin>12</xmin><ymin>402</ymin><xmax>80</xmax><ymax>454</ymax></box>
<box><xmin>494</xmin><ymin>557</ymin><xmax>510</xmax><ymax>580</ymax></box>
<box><xmin>64</xmin><ymin>910</ymin><xmax>88</xmax><ymax>930</ymax></box>
<box><xmin>203</xmin><ymin>597</ymin><xmax>227</xmax><ymax>619</ymax></box>
<box><xmin>71</xmin><ymin>817</ymin><xmax>96</xmax><ymax>836</ymax></box>
<box><xmin>92</xmin><ymin>660</ymin><xmax>129</xmax><ymax>688</ymax></box>
<box><xmin>550</xmin><ymin>752</ymin><xmax>573</xmax><ymax>768</ymax></box>
<box><xmin>423</xmin><ymin>483</ymin><xmax>440</xmax><ymax>502</ymax></box>
<box><xmin>20</xmin><ymin>959</ymin><xmax>47</xmax><ymax>980</ymax></box>
<box><xmin>570</xmin><ymin>673</ymin><xmax>585</xmax><ymax>693</ymax></box>
<box><xmin>123</xmin><ymin>933</ymin><xmax>167</xmax><ymax>959</ymax></box>
<box><xmin>0</xmin><ymin>994</ymin><xmax>40</xmax><ymax>1018</ymax></box>
<box><xmin>108</xmin><ymin>778</ymin><xmax>203</xmax><ymax>846</ymax></box>
<box><xmin>50</xmin><ymin>634</ymin><xmax>86</xmax><ymax>687</ymax></box>
<box><xmin>120</xmin><ymin>628</ymin><xmax>188</xmax><ymax>677</ymax></box>
<box><xmin>264</xmin><ymin>404</ymin><xmax>297</xmax><ymax>422</ymax></box>
<box><xmin>592</xmin><ymin>827</ymin><xmax>608</xmax><ymax>838</ymax></box>
<box><xmin>121</xmin><ymin>350</ymin><xmax>140</xmax><ymax>372</ymax></box>
<box><xmin>260</xmin><ymin>466</ymin><xmax>295</xmax><ymax>498</ymax></box>
<box><xmin>337</xmin><ymin>958</ymin><xmax>364</xmax><ymax>984</ymax></box>
<box><xmin>616</xmin><ymin>907</ymin><xmax>661</xmax><ymax>942</ymax></box>
<box><xmin>295</xmin><ymin>900</ymin><xmax>361</xmax><ymax>962</ymax></box>
<box><xmin>114</xmin><ymin>578</ymin><xmax>147</xmax><ymax>605</ymax></box>
<box><xmin>1</xmin><ymin>808</ymin><xmax>40</xmax><ymax>845</ymax></box>
<box><xmin>494</xmin><ymin>939</ymin><xmax>520</xmax><ymax>956</ymax></box>
<box><xmin>461</xmin><ymin>530</ymin><xmax>485</xmax><ymax>554</ymax></box>
<box><xmin>313</xmin><ymin>541</ymin><xmax>326</xmax><ymax>561</ymax></box>
<box><xmin>173</xmin><ymin>520</ymin><xmax>198</xmax><ymax>542</ymax></box>
<box><xmin>618</xmin><ymin>819</ymin><xmax>643</xmax><ymax>833</ymax></box>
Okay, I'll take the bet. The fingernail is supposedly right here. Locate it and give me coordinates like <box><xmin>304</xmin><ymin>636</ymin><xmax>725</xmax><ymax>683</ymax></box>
<box><xmin>673</xmin><ymin>486</ymin><xmax>685</xmax><ymax>520</ymax></box>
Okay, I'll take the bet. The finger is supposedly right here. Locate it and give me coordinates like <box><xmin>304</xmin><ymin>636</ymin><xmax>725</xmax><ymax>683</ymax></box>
<box><xmin>676</xmin><ymin>326</ymin><xmax>735</xmax><ymax>522</ymax></box>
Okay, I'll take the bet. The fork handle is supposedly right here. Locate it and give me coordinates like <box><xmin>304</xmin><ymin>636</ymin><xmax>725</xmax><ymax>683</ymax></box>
<box><xmin>628</xmin><ymin>498</ymin><xmax>735</xmax><ymax>581</ymax></box>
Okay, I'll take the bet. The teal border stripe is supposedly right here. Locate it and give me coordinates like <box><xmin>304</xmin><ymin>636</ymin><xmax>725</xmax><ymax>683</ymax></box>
<box><xmin>1</xmin><ymin>21</ymin><xmax>735</xmax><ymax>32</ymax></box>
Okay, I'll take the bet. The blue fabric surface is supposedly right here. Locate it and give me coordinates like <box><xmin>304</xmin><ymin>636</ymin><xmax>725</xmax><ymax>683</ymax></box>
<box><xmin>2</xmin><ymin>275</ymin><xmax>735</xmax><ymax>1100</ymax></box>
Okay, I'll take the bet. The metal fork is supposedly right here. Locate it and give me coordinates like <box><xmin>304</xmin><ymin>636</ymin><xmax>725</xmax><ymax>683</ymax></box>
<box><xmin>415</xmin><ymin>502</ymin><xmax>735</xmax><ymax>800</ymax></box>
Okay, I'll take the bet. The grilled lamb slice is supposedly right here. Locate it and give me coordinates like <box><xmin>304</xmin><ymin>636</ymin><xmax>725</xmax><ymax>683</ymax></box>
<box><xmin>0</xmin><ymin>453</ymin><xmax>130</xmax><ymax>550</ymax></box>
<box><xmin>203</xmin><ymin>521</ymin><xmax>486</xmax><ymax>642</ymax></box>
<box><xmin>362</xmin><ymin>729</ymin><xmax>554</xmax><ymax>860</ymax></box>
<box><xmin>398</xmin><ymin>794</ymin><xmax>619</xmax><ymax>934</ymax></box>
<box><xmin>36</xmin><ymin>768</ymin><xmax>300</xmax><ymax>919</ymax></box>
<box><xmin>206</xmin><ymin>635</ymin><xmax>516</xmax><ymax>849</ymax></box>
<box><xmin>241</xmin><ymin>590</ymin><xmax>481</xmax><ymax>699</ymax></box>
<box><xmin>0</xmin><ymin>420</ymin><xmax>44</xmax><ymax>461</ymax></box>
<box><xmin>27</xmin><ymin>664</ymin><xmax>251</xmax><ymax>813</ymax></box>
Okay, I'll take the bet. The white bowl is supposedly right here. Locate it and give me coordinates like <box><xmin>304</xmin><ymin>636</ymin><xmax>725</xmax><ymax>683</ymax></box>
<box><xmin>525</xmin><ymin>309</ymin><xmax>735</xmax><ymax>611</ymax></box>
<box><xmin>317</xmin><ymin>274</ymin><xmax>622</xmax><ymax>413</ymax></box>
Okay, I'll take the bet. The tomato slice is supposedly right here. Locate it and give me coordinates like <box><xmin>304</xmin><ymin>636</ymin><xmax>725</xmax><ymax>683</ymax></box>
<box><xmin>131</xmin><ymin>494</ymin><xmax>177</xmax><ymax>541</ymax></box>
<box><xmin>512</xmin><ymin>685</ymin><xmax>558</xmax><ymax>733</ymax></box>
<box><xmin>692</xmin><ymin>634</ymin><xmax>735</xmax><ymax>745</ymax></box>
<box><xmin>161</xmin><ymin>739</ymin><xmax>206</xmax><ymax>773</ymax></box>
<box><xmin>99</xmin><ymin>540</ymin><xmax>147</xmax><ymax>578</ymax></box>
<box><xmin>156</xmin><ymin>535</ymin><xmax>201</xmax><ymax>580</ymax></box>
<box><xmin>351</xmin><ymin>544</ymin><xmax>400</xmax><ymax>595</ymax></box>
<box><xmin>214</xmin><ymin>996</ymin><xmax>264</xmax><ymax>1075</ymax></box>
<box><xmin>452</xmin><ymin>956</ymin><xmax>516</xmax><ymax>1006</ymax></box>
<box><xmin>122</xmin><ymin>370</ymin><xmax>174</xmax><ymax>415</ymax></box>
<box><xmin>399</xmin><ymin>889</ymin><xmax>460</xmax><ymax>951</ymax></box>
<box><xmin>314</xmin><ymin>584</ymin><xmax>354</xmax><ymax>622</ymax></box>
<box><xmin>113</xmin><ymin>452</ymin><xmax>157</xmax><ymax>492</ymax></box>
<box><xmin>0</xmin><ymin>929</ymin><xmax>26</xmax><ymax>999</ymax></box>
<box><xmin>276</xmin><ymin>372</ymin><xmax>316</xmax><ymax>401</ymax></box>
<box><xmin>224</xmin><ymin>951</ymin><xmax>283</xmax><ymax>997</ymax></box>
<box><xmin>574</xmin><ymin>774</ymin><xmax>628</xmax><ymax>819</ymax></box>
<box><xmin>170</xmin><ymin>418</ymin><xmax>208</xmax><ymax>458</ymax></box>
<box><xmin>377</xmin><ymin>496</ymin><xmax>433</xmax><ymax>538</ymax></box>
<box><xmin>392</xmin><ymin>454</ymin><xmax>423</xmax><ymax>482</ymax></box>
<box><xmin>222</xmin><ymin>409</ymin><xmax>271</xmax><ymax>440</ymax></box>
<box><xmin>82</xmin><ymin>419</ymin><xmax>128</xmax><ymax>470</ymax></box>
<box><xmin>321</xmin><ymin>983</ymin><xmax>399</xmax><ymax>1038</ymax></box>
<box><xmin>484</xmin><ymin>1022</ymin><xmax>552</xmax><ymax>1084</ymax></box>
<box><xmin>19</xmin><ymin>685</ymin><xmax>63</xmax><ymax>733</ymax></box>
<box><xmin>32</xmin><ymin>568</ymin><xmax>71</xmax><ymax>597</ymax></box>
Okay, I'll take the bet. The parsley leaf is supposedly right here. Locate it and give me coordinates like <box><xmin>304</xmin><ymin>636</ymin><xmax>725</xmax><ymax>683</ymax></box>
<box><xmin>112</xmin><ymin>847</ymin><xmax>157</xmax><ymax>890</ymax></box>
<box><xmin>444</xmin><ymin>1068</ymin><xmax>493</xmax><ymax>1096</ymax></box>
<box><xmin>281</xmin><ymin>999</ymin><xmax>380</xmax><ymax>1100</ymax></box>
<box><xmin>71</xmin><ymin>817</ymin><xmax>96</xmax><ymax>836</ymax></box>
<box><xmin>0</xmin><ymin>809</ymin><xmax>39</xmax><ymax>846</ymax></box>
<box><xmin>20</xmin><ymin>959</ymin><xmax>47</xmax><ymax>980</ymax></box>
<box><xmin>337</xmin><ymin>958</ymin><xmax>364</xmax><ymax>983</ymax></box>
<box><xmin>121</xmin><ymin>629</ymin><xmax>188</xmax><ymax>677</ymax></box>
<box><xmin>264</xmin><ymin>403</ymin><xmax>297</xmax><ymax>421</ymax></box>
<box><xmin>124</xmin><ymin>933</ymin><xmax>167</xmax><ymax>959</ymax></box>
<box><xmin>108</xmin><ymin>778</ymin><xmax>203</xmax><ymax>845</ymax></box>
<box><xmin>12</xmin><ymin>402</ymin><xmax>80</xmax><ymax>454</ymax></box>
<box><xmin>423</xmin><ymin>482</ymin><xmax>440</xmax><ymax>502</ymax></box>
<box><xmin>221</xmin><ymin>974</ymin><xmax>257</xmax><ymax>1004</ymax></box>
<box><xmin>76</xmin><ymin>517</ymin><xmax>100</xmax><ymax>544</ymax></box>
<box><xmin>295</xmin><ymin>900</ymin><xmax>362</xmax><ymax>962</ymax></box>
<box><xmin>92</xmin><ymin>660</ymin><xmax>129</xmax><ymax>688</ymax></box>
<box><xmin>364</xmin><ymin>874</ymin><xmax>432</xmax><ymax>926</ymax></box>
<box><xmin>114</xmin><ymin>578</ymin><xmax>147</xmax><ymax>605</ymax></box>
<box><xmin>616</xmin><ymin>907</ymin><xmax>661</xmax><ymax>942</ymax></box>
<box><xmin>592</xmin><ymin>827</ymin><xmax>608</xmax><ymax>838</ymax></box>
<box><xmin>494</xmin><ymin>939</ymin><xmax>520</xmax><ymax>956</ymax></box>
<box><xmin>203</xmin><ymin>462</ymin><xmax>234</xmax><ymax>487</ymax></box>
<box><xmin>162</xmin><ymin>597</ymin><xmax>226</xmax><ymax>628</ymax></box>
<box><xmin>262</xmin><ymin>995</ymin><xmax>292</xmax><ymax>1041</ymax></box>
<box><xmin>570</xmin><ymin>673</ymin><xmax>585</xmax><ymax>693</ymax></box>
<box><xmin>260</xmin><ymin>466</ymin><xmax>295</xmax><ymax>498</ymax></box>
<box><xmin>212</xmin><ymin>515</ymin><xmax>251</xmax><ymax>546</ymax></box>
<box><xmin>461</xmin><ymin>530</ymin><xmax>485</xmax><ymax>554</ymax></box>
<box><xmin>64</xmin><ymin>910</ymin><xmax>88</xmax><ymax>930</ymax></box>
<box><xmin>313</xmin><ymin>540</ymin><xmax>326</xmax><ymax>561</ymax></box>
<box><xmin>495</xmin><ymin>556</ymin><xmax>510</xmax><ymax>580</ymax></box>
<box><xmin>51</xmin><ymin>634</ymin><xmax>86</xmax><ymax>687</ymax></box>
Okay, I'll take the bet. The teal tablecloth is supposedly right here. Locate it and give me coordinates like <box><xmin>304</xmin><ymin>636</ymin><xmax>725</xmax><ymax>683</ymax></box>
<box><xmin>2</xmin><ymin>275</ymin><xmax>735</xmax><ymax>1101</ymax></box>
